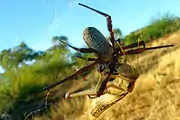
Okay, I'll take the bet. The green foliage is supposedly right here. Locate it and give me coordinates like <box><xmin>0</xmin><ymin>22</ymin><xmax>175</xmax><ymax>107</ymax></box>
<box><xmin>123</xmin><ymin>14</ymin><xmax>180</xmax><ymax>45</ymax></box>
<box><xmin>0</xmin><ymin>37</ymin><xmax>77</xmax><ymax>119</ymax></box>
<box><xmin>107</xmin><ymin>28</ymin><xmax>123</xmax><ymax>41</ymax></box>
<box><xmin>0</xmin><ymin>42</ymin><xmax>44</xmax><ymax>71</ymax></box>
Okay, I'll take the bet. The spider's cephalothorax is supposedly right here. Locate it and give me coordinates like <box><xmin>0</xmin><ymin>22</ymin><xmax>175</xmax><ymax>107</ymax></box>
<box><xmin>40</xmin><ymin>3</ymin><xmax>174</xmax><ymax>118</ymax></box>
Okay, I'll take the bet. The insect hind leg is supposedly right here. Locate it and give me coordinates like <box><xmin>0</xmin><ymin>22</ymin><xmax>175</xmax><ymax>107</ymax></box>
<box><xmin>65</xmin><ymin>88</ymin><xmax>100</xmax><ymax>99</ymax></box>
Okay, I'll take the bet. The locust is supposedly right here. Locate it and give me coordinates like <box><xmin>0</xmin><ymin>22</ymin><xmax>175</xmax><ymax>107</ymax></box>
<box><xmin>40</xmin><ymin>3</ymin><xmax>174</xmax><ymax>118</ymax></box>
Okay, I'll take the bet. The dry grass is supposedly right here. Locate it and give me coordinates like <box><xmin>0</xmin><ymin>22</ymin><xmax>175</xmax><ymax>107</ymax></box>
<box><xmin>33</xmin><ymin>30</ymin><xmax>180</xmax><ymax>120</ymax></box>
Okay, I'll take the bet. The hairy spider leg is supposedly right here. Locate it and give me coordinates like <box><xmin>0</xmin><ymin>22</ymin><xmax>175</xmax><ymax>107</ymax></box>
<box><xmin>79</xmin><ymin>3</ymin><xmax>116</xmax><ymax>50</ymax></box>
<box><xmin>122</xmin><ymin>41</ymin><xmax>146</xmax><ymax>50</ymax></box>
<box><xmin>40</xmin><ymin>60</ymin><xmax>99</xmax><ymax>92</ymax></box>
<box><xmin>59</xmin><ymin>39</ymin><xmax>100</xmax><ymax>54</ymax></box>
<box><xmin>124</xmin><ymin>44</ymin><xmax>174</xmax><ymax>55</ymax></box>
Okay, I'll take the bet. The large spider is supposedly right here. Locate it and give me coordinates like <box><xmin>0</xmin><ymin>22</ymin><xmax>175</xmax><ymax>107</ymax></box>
<box><xmin>40</xmin><ymin>3</ymin><xmax>174</xmax><ymax>118</ymax></box>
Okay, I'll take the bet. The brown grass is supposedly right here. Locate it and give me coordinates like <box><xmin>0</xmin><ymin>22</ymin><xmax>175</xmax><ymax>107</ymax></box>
<box><xmin>33</xmin><ymin>30</ymin><xmax>180</xmax><ymax>120</ymax></box>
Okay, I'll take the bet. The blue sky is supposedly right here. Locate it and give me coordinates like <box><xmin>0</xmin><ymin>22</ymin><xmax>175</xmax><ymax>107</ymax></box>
<box><xmin>0</xmin><ymin>0</ymin><xmax>180</xmax><ymax>52</ymax></box>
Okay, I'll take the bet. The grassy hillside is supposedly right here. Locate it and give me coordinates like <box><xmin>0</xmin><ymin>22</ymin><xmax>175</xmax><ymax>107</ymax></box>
<box><xmin>123</xmin><ymin>15</ymin><xmax>180</xmax><ymax>45</ymax></box>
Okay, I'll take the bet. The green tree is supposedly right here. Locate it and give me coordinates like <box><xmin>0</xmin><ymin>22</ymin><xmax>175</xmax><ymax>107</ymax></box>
<box><xmin>0</xmin><ymin>36</ymin><xmax>76</xmax><ymax>119</ymax></box>
<box><xmin>0</xmin><ymin>42</ymin><xmax>44</xmax><ymax>71</ymax></box>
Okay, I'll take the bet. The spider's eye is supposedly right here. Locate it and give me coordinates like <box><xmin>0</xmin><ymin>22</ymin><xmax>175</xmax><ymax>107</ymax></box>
<box><xmin>97</xmin><ymin>64</ymin><xmax>107</xmax><ymax>72</ymax></box>
<box><xmin>97</xmin><ymin>64</ymin><xmax>103</xmax><ymax>72</ymax></box>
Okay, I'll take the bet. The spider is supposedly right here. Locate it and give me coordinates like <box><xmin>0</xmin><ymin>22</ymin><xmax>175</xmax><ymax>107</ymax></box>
<box><xmin>40</xmin><ymin>3</ymin><xmax>174</xmax><ymax>118</ymax></box>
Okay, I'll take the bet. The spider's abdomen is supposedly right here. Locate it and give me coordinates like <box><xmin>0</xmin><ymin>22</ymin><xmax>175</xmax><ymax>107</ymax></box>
<box><xmin>83</xmin><ymin>27</ymin><xmax>113</xmax><ymax>62</ymax></box>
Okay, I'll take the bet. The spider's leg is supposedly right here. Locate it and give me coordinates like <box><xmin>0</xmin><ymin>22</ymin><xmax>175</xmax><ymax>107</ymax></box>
<box><xmin>124</xmin><ymin>44</ymin><xmax>174</xmax><ymax>55</ymax></box>
<box><xmin>122</xmin><ymin>41</ymin><xmax>146</xmax><ymax>50</ymax></box>
<box><xmin>78</xmin><ymin>3</ymin><xmax>116</xmax><ymax>50</ymax></box>
<box><xmin>40</xmin><ymin>60</ymin><xmax>99</xmax><ymax>92</ymax></box>
<box><xmin>59</xmin><ymin>39</ymin><xmax>99</xmax><ymax>54</ymax></box>
<box><xmin>74</xmin><ymin>54</ymin><xmax>97</xmax><ymax>61</ymax></box>
<box><xmin>95</xmin><ymin>72</ymin><xmax>112</xmax><ymax>97</ymax></box>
